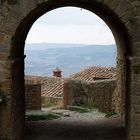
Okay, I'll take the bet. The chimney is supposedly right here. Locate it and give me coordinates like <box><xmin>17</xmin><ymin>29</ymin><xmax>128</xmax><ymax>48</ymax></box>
<box><xmin>53</xmin><ymin>67</ymin><xmax>62</xmax><ymax>78</ymax></box>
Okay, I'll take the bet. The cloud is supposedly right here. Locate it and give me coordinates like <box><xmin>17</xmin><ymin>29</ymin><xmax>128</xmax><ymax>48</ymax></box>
<box><xmin>26</xmin><ymin>7</ymin><xmax>115</xmax><ymax>45</ymax></box>
<box><xmin>26</xmin><ymin>23</ymin><xmax>115</xmax><ymax>45</ymax></box>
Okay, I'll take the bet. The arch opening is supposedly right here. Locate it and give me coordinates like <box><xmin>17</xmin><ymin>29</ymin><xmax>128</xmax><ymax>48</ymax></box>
<box><xmin>10</xmin><ymin>1</ymin><xmax>130</xmax><ymax>140</ymax></box>
<box><xmin>24</xmin><ymin>7</ymin><xmax>118</xmax><ymax>130</ymax></box>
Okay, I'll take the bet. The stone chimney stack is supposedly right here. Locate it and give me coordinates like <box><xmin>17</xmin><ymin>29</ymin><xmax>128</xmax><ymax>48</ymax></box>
<box><xmin>53</xmin><ymin>67</ymin><xmax>62</xmax><ymax>78</ymax></box>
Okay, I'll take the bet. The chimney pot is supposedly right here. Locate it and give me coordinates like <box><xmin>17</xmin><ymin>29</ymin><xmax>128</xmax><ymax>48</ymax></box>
<box><xmin>53</xmin><ymin>67</ymin><xmax>62</xmax><ymax>78</ymax></box>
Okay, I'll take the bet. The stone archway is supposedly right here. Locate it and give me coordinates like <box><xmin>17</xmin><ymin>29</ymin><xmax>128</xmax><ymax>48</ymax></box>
<box><xmin>0</xmin><ymin>0</ymin><xmax>140</xmax><ymax>140</ymax></box>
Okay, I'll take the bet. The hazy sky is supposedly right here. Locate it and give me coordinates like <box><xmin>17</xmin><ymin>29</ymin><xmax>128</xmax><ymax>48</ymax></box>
<box><xmin>26</xmin><ymin>7</ymin><xmax>115</xmax><ymax>45</ymax></box>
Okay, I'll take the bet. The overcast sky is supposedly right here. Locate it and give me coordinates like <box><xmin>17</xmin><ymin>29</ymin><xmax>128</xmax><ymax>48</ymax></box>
<box><xmin>26</xmin><ymin>7</ymin><xmax>115</xmax><ymax>45</ymax></box>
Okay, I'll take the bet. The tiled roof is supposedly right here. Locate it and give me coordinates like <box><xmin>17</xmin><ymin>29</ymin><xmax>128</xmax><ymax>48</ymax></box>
<box><xmin>69</xmin><ymin>66</ymin><xmax>116</xmax><ymax>82</ymax></box>
<box><xmin>25</xmin><ymin>75</ymin><xmax>65</xmax><ymax>97</ymax></box>
<box><xmin>25</xmin><ymin>75</ymin><xmax>46</xmax><ymax>84</ymax></box>
<box><xmin>25</xmin><ymin>66</ymin><xmax>116</xmax><ymax>97</ymax></box>
<box><xmin>41</xmin><ymin>77</ymin><xmax>64</xmax><ymax>97</ymax></box>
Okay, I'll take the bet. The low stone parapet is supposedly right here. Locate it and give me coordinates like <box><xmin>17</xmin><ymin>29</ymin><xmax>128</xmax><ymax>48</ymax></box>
<box><xmin>66</xmin><ymin>79</ymin><xmax>116</xmax><ymax>113</ymax></box>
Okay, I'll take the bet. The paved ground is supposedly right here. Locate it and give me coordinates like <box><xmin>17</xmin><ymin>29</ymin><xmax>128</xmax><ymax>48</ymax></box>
<box><xmin>25</xmin><ymin>109</ymin><xmax>126</xmax><ymax>140</ymax></box>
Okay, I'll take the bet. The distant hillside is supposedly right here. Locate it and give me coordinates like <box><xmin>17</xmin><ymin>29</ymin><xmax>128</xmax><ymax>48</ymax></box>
<box><xmin>25</xmin><ymin>43</ymin><xmax>86</xmax><ymax>50</ymax></box>
<box><xmin>25</xmin><ymin>43</ymin><xmax>117</xmax><ymax>77</ymax></box>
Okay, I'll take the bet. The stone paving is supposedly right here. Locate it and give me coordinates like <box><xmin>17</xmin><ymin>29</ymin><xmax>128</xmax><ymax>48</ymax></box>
<box><xmin>25</xmin><ymin>109</ymin><xmax>125</xmax><ymax>140</ymax></box>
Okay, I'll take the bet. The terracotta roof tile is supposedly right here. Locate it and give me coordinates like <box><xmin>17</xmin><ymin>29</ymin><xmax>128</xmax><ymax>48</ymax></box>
<box><xmin>25</xmin><ymin>75</ymin><xmax>65</xmax><ymax>97</ymax></box>
<box><xmin>69</xmin><ymin>66</ymin><xmax>116</xmax><ymax>82</ymax></box>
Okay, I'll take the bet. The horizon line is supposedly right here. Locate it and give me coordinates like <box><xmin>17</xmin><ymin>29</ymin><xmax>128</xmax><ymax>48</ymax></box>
<box><xmin>25</xmin><ymin>42</ymin><xmax>115</xmax><ymax>46</ymax></box>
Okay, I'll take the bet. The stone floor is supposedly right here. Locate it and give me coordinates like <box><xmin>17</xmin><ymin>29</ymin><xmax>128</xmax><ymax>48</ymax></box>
<box><xmin>25</xmin><ymin>109</ymin><xmax>126</xmax><ymax>140</ymax></box>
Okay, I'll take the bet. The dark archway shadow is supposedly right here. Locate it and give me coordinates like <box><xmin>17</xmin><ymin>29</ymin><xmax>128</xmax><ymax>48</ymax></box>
<box><xmin>25</xmin><ymin>117</ymin><xmax>125</xmax><ymax>140</ymax></box>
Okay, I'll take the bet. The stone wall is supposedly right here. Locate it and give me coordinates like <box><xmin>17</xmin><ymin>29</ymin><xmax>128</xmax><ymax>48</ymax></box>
<box><xmin>114</xmin><ymin>58</ymin><xmax>126</xmax><ymax>118</ymax></box>
<box><xmin>25</xmin><ymin>84</ymin><xmax>41</xmax><ymax>110</ymax></box>
<box><xmin>67</xmin><ymin>79</ymin><xmax>116</xmax><ymax>113</ymax></box>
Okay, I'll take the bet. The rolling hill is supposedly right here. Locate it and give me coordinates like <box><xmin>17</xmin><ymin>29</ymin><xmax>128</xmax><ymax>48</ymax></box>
<box><xmin>25</xmin><ymin>43</ymin><xmax>117</xmax><ymax>77</ymax></box>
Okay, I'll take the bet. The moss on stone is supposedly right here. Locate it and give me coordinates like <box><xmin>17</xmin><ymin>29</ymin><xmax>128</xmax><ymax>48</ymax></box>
<box><xmin>0</xmin><ymin>0</ymin><xmax>18</xmax><ymax>5</ymax></box>
<box><xmin>26</xmin><ymin>113</ymin><xmax>60</xmax><ymax>121</ymax></box>
<box><xmin>0</xmin><ymin>90</ymin><xmax>7</xmax><ymax>105</ymax></box>
<box><xmin>105</xmin><ymin>112</ymin><xmax>117</xmax><ymax>118</ymax></box>
<box><xmin>134</xmin><ymin>65</ymin><xmax>140</xmax><ymax>74</ymax></box>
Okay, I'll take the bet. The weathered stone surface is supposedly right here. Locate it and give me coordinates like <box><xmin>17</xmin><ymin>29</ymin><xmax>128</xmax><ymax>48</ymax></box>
<box><xmin>67</xmin><ymin>79</ymin><xmax>116</xmax><ymax>113</ymax></box>
<box><xmin>131</xmin><ymin>136</ymin><xmax>140</xmax><ymax>140</ymax></box>
<box><xmin>25</xmin><ymin>83</ymin><xmax>41</xmax><ymax>110</ymax></box>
